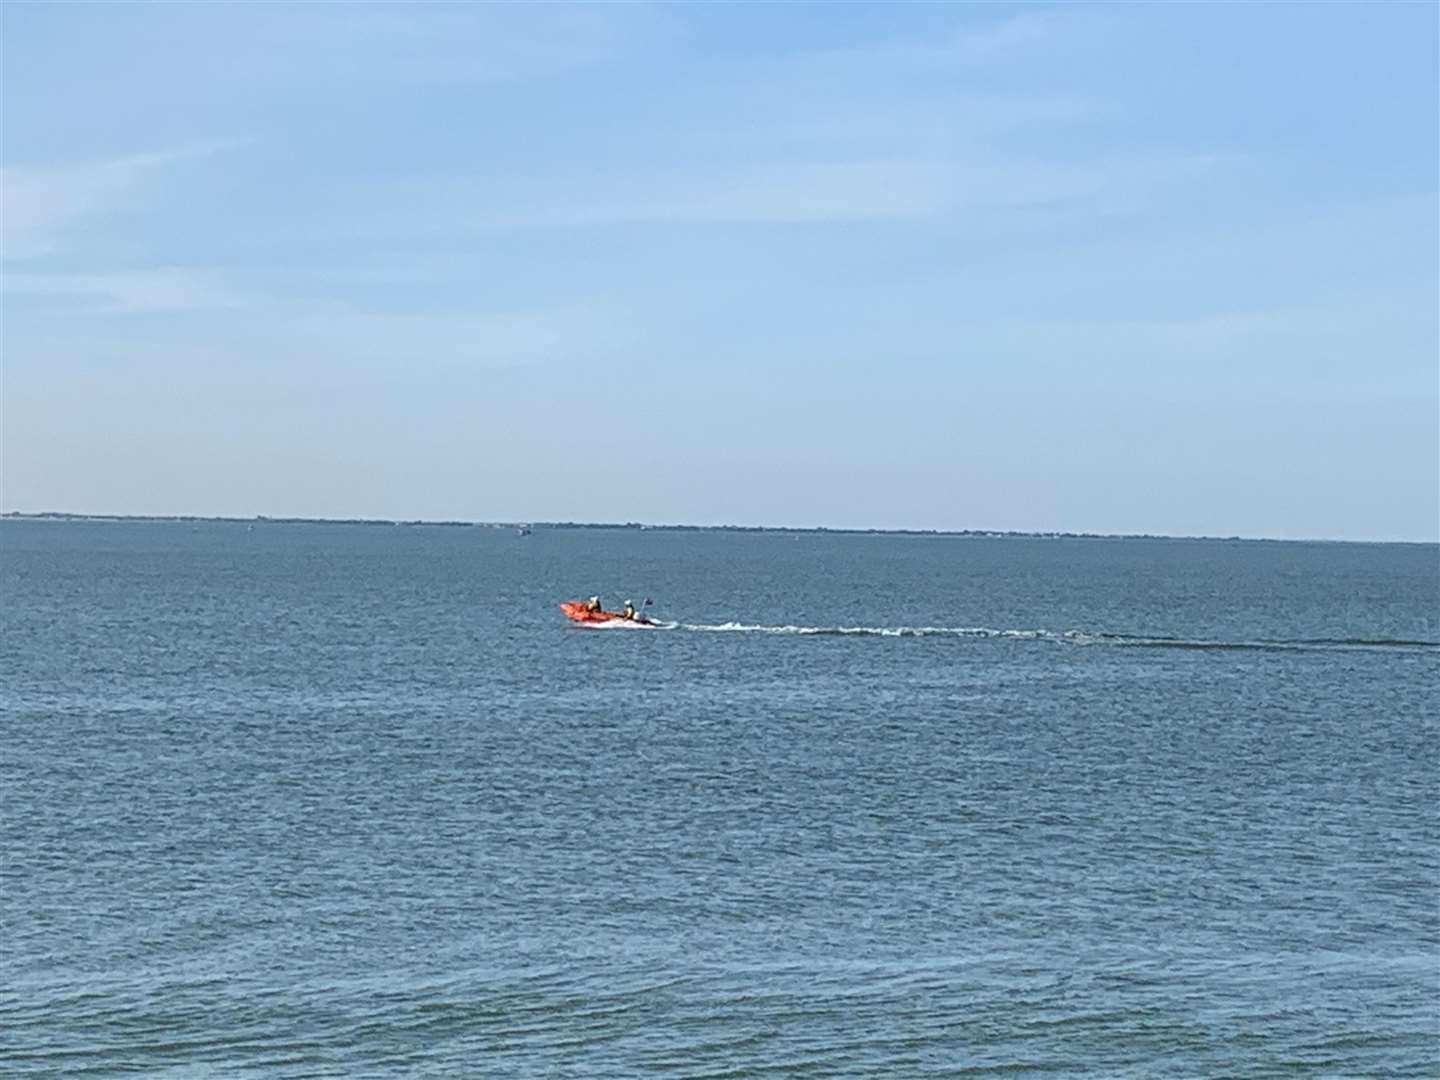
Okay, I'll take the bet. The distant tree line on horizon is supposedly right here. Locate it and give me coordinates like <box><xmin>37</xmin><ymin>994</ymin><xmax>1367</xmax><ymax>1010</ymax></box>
<box><xmin>0</xmin><ymin>510</ymin><xmax>1273</xmax><ymax>542</ymax></box>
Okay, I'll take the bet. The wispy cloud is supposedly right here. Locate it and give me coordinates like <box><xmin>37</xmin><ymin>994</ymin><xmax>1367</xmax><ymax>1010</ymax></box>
<box><xmin>91</xmin><ymin>3</ymin><xmax>671</xmax><ymax>92</ymax></box>
<box><xmin>4</xmin><ymin>292</ymin><xmax>601</xmax><ymax>376</ymax></box>
<box><xmin>309</xmin><ymin>3</ymin><xmax>667</xmax><ymax>84</ymax></box>
<box><xmin>1</xmin><ymin>140</ymin><xmax>241</xmax><ymax>259</ymax></box>
<box><xmin>667</xmin><ymin>4</ymin><xmax>1073</xmax><ymax>90</ymax></box>
<box><xmin>425</xmin><ymin>153</ymin><xmax>1201</xmax><ymax>233</ymax></box>
<box><xmin>472</xmin><ymin>160</ymin><xmax>954</xmax><ymax>229</ymax></box>
<box><xmin>2</xmin><ymin>268</ymin><xmax>247</xmax><ymax>313</ymax></box>
<box><xmin>277</xmin><ymin>307</ymin><xmax>577</xmax><ymax>372</ymax></box>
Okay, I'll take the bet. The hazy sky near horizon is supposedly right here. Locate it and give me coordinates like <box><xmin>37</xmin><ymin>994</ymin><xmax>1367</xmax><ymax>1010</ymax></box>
<box><xmin>3</xmin><ymin>2</ymin><xmax>1437</xmax><ymax>540</ymax></box>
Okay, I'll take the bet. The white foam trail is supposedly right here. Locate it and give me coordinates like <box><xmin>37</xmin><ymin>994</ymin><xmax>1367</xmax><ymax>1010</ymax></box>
<box><xmin>680</xmin><ymin>622</ymin><xmax>1039</xmax><ymax>638</ymax></box>
<box><xmin>566</xmin><ymin>615</ymin><xmax>1438</xmax><ymax>652</ymax></box>
<box><xmin>667</xmin><ymin>624</ymin><xmax>1439</xmax><ymax>652</ymax></box>
<box><xmin>580</xmin><ymin>619</ymin><xmax>678</xmax><ymax>630</ymax></box>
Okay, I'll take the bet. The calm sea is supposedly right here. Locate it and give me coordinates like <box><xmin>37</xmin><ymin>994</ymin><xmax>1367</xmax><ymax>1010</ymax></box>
<box><xmin>2</xmin><ymin>521</ymin><xmax>1437</xmax><ymax>1077</ymax></box>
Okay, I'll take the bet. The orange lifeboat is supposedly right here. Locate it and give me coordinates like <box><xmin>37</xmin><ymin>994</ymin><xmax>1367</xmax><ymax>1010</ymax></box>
<box><xmin>559</xmin><ymin>601</ymin><xmax>659</xmax><ymax>626</ymax></box>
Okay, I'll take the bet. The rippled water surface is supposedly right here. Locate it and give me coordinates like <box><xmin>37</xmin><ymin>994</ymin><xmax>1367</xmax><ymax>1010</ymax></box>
<box><xmin>3</xmin><ymin>521</ymin><xmax>1437</xmax><ymax>1076</ymax></box>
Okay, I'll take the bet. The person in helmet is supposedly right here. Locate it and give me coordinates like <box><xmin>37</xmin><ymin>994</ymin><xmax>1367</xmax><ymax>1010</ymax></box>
<box><xmin>622</xmin><ymin>600</ymin><xmax>636</xmax><ymax>620</ymax></box>
<box><xmin>585</xmin><ymin>595</ymin><xmax>602</xmax><ymax>613</ymax></box>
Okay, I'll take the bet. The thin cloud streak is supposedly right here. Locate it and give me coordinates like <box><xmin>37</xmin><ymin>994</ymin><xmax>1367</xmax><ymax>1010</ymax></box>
<box><xmin>416</xmin><ymin>154</ymin><xmax>1217</xmax><ymax>233</ymax></box>
<box><xmin>1</xmin><ymin>140</ymin><xmax>245</xmax><ymax>260</ymax></box>
<box><xmin>3</xmin><ymin>268</ymin><xmax>248</xmax><ymax>313</ymax></box>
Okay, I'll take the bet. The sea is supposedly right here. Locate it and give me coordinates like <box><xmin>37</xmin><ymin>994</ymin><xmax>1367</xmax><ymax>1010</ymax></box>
<box><xmin>2</xmin><ymin>520</ymin><xmax>1437</xmax><ymax>1077</ymax></box>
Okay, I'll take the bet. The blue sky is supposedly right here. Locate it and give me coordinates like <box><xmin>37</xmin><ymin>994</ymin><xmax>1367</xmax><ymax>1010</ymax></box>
<box><xmin>3</xmin><ymin>2</ymin><xmax>1436</xmax><ymax>539</ymax></box>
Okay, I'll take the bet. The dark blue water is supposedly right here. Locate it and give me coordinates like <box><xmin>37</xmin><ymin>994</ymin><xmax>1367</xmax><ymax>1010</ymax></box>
<box><xmin>3</xmin><ymin>521</ymin><xmax>1437</xmax><ymax>1076</ymax></box>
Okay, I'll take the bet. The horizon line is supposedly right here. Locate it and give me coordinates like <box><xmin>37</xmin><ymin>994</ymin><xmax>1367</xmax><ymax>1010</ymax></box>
<box><xmin>2</xmin><ymin>510</ymin><xmax>1434</xmax><ymax>547</ymax></box>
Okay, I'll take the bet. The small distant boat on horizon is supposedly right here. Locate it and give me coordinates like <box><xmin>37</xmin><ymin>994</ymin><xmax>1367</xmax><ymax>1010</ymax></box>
<box><xmin>517</xmin><ymin>525</ymin><xmax>532</xmax><ymax>536</ymax></box>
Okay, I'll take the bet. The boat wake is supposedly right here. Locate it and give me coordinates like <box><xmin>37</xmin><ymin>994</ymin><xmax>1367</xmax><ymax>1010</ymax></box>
<box><xmin>671</xmin><ymin>623</ymin><xmax>1439</xmax><ymax>653</ymax></box>
<box><xmin>581</xmin><ymin>618</ymin><xmax>679</xmax><ymax>630</ymax></box>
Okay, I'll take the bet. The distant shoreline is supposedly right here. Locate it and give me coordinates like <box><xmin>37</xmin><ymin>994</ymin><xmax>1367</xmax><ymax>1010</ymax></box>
<box><xmin>1</xmin><ymin>511</ymin><xmax>1430</xmax><ymax>546</ymax></box>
